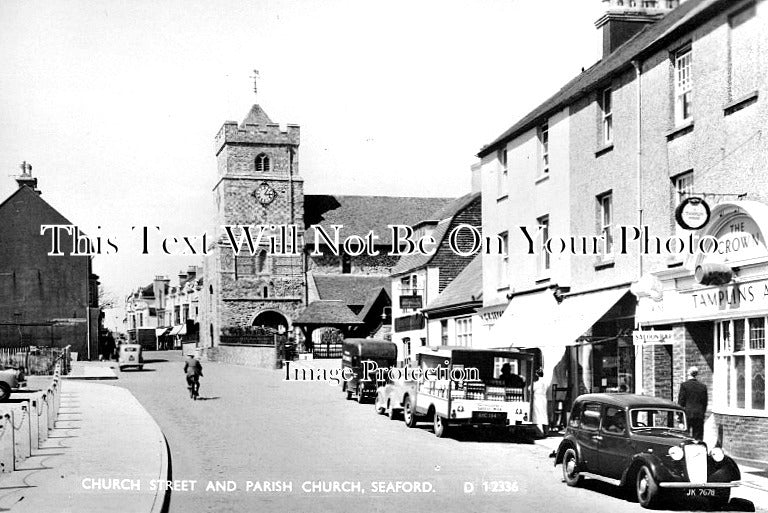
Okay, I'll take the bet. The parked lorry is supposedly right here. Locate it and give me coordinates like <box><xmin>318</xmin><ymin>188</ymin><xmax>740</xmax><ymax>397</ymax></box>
<box><xmin>401</xmin><ymin>347</ymin><xmax>536</xmax><ymax>438</ymax></box>
<box><xmin>341</xmin><ymin>338</ymin><xmax>397</xmax><ymax>403</ymax></box>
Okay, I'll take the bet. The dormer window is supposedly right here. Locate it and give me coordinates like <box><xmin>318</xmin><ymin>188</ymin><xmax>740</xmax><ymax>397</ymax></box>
<box><xmin>256</xmin><ymin>153</ymin><xmax>271</xmax><ymax>172</ymax></box>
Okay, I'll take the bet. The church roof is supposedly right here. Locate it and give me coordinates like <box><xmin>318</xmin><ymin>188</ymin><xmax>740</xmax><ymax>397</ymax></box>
<box><xmin>293</xmin><ymin>300</ymin><xmax>364</xmax><ymax>326</ymax></box>
<box><xmin>241</xmin><ymin>104</ymin><xmax>274</xmax><ymax>126</ymax></box>
<box><xmin>312</xmin><ymin>274</ymin><xmax>391</xmax><ymax>305</ymax></box>
<box><xmin>304</xmin><ymin>195</ymin><xmax>453</xmax><ymax>246</ymax></box>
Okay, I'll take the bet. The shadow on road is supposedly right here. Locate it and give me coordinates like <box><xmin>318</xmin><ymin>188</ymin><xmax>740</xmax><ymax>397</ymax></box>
<box><xmin>574</xmin><ymin>479</ymin><xmax>755</xmax><ymax>512</ymax></box>
<box><xmin>195</xmin><ymin>396</ymin><xmax>220</xmax><ymax>401</ymax></box>
<box><xmin>142</xmin><ymin>359</ymin><xmax>168</xmax><ymax>364</ymax></box>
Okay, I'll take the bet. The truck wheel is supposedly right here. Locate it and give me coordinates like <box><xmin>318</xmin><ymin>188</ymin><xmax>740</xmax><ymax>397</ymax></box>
<box><xmin>403</xmin><ymin>396</ymin><xmax>418</xmax><ymax>428</ymax></box>
<box><xmin>387</xmin><ymin>401</ymin><xmax>400</xmax><ymax>420</ymax></box>
<box><xmin>636</xmin><ymin>465</ymin><xmax>660</xmax><ymax>508</ymax></box>
<box><xmin>356</xmin><ymin>385</ymin><xmax>365</xmax><ymax>404</ymax></box>
<box><xmin>0</xmin><ymin>383</ymin><xmax>10</xmax><ymax>402</ymax></box>
<box><xmin>343</xmin><ymin>382</ymin><xmax>352</xmax><ymax>400</ymax></box>
<box><xmin>433</xmin><ymin>412</ymin><xmax>449</xmax><ymax>438</ymax></box>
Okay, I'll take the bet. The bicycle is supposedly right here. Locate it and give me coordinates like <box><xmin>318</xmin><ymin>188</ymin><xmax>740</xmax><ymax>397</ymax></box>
<box><xmin>186</xmin><ymin>374</ymin><xmax>200</xmax><ymax>400</ymax></box>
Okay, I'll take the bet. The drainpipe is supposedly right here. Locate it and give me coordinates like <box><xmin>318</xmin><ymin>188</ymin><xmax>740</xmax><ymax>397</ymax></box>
<box><xmin>632</xmin><ymin>59</ymin><xmax>644</xmax><ymax>395</ymax></box>
<box><xmin>632</xmin><ymin>59</ymin><xmax>643</xmax><ymax>280</ymax></box>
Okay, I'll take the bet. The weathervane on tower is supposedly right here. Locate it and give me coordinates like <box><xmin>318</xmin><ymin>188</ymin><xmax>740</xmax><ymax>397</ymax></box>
<box><xmin>252</xmin><ymin>69</ymin><xmax>260</xmax><ymax>100</ymax></box>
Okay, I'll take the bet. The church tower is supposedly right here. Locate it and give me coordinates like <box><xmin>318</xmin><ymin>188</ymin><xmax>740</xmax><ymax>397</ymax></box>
<box><xmin>202</xmin><ymin>99</ymin><xmax>306</xmax><ymax>348</ymax></box>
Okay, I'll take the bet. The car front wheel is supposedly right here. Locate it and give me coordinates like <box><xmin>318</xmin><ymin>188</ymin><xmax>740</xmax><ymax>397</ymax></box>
<box><xmin>636</xmin><ymin>465</ymin><xmax>660</xmax><ymax>509</ymax></box>
<box><xmin>562</xmin><ymin>448</ymin><xmax>582</xmax><ymax>487</ymax></box>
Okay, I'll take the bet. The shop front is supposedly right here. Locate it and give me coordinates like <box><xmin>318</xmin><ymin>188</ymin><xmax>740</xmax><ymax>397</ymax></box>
<box><xmin>636</xmin><ymin>201</ymin><xmax>768</xmax><ymax>463</ymax></box>
<box><xmin>488</xmin><ymin>285</ymin><xmax>634</xmax><ymax>429</ymax></box>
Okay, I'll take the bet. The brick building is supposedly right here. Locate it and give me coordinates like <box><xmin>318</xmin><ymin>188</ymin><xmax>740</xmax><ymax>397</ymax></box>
<box><xmin>390</xmin><ymin>192</ymin><xmax>482</xmax><ymax>364</ymax></box>
<box><xmin>0</xmin><ymin>166</ymin><xmax>99</xmax><ymax>359</ymax></box>
<box><xmin>477</xmin><ymin>0</ymin><xmax>768</xmax><ymax>461</ymax></box>
<box><xmin>200</xmin><ymin>102</ymin><xmax>451</xmax><ymax>363</ymax></box>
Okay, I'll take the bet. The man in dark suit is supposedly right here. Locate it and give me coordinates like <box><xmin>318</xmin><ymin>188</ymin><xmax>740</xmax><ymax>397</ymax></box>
<box><xmin>678</xmin><ymin>366</ymin><xmax>707</xmax><ymax>440</ymax></box>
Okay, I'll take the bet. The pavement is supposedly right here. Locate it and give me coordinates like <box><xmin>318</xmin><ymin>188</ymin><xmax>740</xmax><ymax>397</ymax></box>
<box><xmin>0</xmin><ymin>375</ymin><xmax>169</xmax><ymax>513</ymax></box>
<box><xmin>61</xmin><ymin>361</ymin><xmax>118</xmax><ymax>380</ymax></box>
<box><xmin>534</xmin><ymin>433</ymin><xmax>768</xmax><ymax>506</ymax></box>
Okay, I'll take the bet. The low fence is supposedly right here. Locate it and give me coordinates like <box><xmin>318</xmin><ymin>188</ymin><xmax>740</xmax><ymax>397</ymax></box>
<box><xmin>0</xmin><ymin>346</ymin><xmax>71</xmax><ymax>375</ymax></box>
<box><xmin>0</xmin><ymin>363</ymin><xmax>62</xmax><ymax>473</ymax></box>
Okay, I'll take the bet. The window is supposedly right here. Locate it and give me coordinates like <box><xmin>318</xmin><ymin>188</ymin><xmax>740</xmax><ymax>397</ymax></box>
<box><xmin>601</xmin><ymin>89</ymin><xmax>613</xmax><ymax>144</ymax></box>
<box><xmin>603</xmin><ymin>407</ymin><xmax>627</xmax><ymax>434</ymax></box>
<box><xmin>673</xmin><ymin>171</ymin><xmax>694</xmax><ymax>207</ymax></box>
<box><xmin>456</xmin><ymin>317</ymin><xmax>472</xmax><ymax>347</ymax></box>
<box><xmin>441</xmin><ymin>320</ymin><xmax>448</xmax><ymax>345</ymax></box>
<box><xmin>674</xmin><ymin>47</ymin><xmax>693</xmax><ymax>124</ymax></box>
<box><xmin>729</xmin><ymin>4</ymin><xmax>758</xmax><ymax>100</ymax></box>
<box><xmin>498</xmin><ymin>232</ymin><xmax>509</xmax><ymax>288</ymax></box>
<box><xmin>537</xmin><ymin>215</ymin><xmax>550</xmax><ymax>275</ymax></box>
<box><xmin>599</xmin><ymin>193</ymin><xmax>613</xmax><ymax>258</ymax></box>
<box><xmin>581</xmin><ymin>403</ymin><xmax>602</xmax><ymax>431</ymax></box>
<box><xmin>255</xmin><ymin>153</ymin><xmax>271</xmax><ymax>172</ymax></box>
<box><xmin>716</xmin><ymin>317</ymin><xmax>768</xmax><ymax>412</ymax></box>
<box><xmin>538</xmin><ymin>122</ymin><xmax>549</xmax><ymax>175</ymax></box>
<box><xmin>497</xmin><ymin>148</ymin><xmax>508</xmax><ymax>196</ymax></box>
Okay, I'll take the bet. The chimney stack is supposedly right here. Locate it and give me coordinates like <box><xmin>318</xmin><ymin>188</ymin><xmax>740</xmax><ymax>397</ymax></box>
<box><xmin>595</xmin><ymin>0</ymin><xmax>680</xmax><ymax>57</ymax></box>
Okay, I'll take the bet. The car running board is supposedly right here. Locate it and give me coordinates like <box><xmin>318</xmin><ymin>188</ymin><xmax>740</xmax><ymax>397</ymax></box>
<box><xmin>658</xmin><ymin>482</ymin><xmax>738</xmax><ymax>488</ymax></box>
<box><xmin>580</xmin><ymin>472</ymin><xmax>621</xmax><ymax>487</ymax></box>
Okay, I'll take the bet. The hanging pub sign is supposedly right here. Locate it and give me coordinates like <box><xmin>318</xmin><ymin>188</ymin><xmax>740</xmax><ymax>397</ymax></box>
<box><xmin>675</xmin><ymin>196</ymin><xmax>711</xmax><ymax>230</ymax></box>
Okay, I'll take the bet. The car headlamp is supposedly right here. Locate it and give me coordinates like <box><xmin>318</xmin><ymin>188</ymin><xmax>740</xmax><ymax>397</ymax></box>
<box><xmin>668</xmin><ymin>446</ymin><xmax>684</xmax><ymax>461</ymax></box>
<box><xmin>710</xmin><ymin>447</ymin><xmax>725</xmax><ymax>462</ymax></box>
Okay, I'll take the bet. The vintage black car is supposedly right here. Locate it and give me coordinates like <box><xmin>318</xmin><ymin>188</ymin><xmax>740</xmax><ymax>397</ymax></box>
<box><xmin>555</xmin><ymin>394</ymin><xmax>740</xmax><ymax>509</ymax></box>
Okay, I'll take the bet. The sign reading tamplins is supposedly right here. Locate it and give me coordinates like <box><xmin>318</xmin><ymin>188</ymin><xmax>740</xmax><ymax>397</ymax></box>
<box><xmin>675</xmin><ymin>197</ymin><xmax>711</xmax><ymax>230</ymax></box>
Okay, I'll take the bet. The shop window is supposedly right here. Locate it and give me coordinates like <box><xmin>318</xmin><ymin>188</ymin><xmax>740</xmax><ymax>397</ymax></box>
<box><xmin>716</xmin><ymin>317</ymin><xmax>768</xmax><ymax>412</ymax></box>
<box><xmin>403</xmin><ymin>337</ymin><xmax>411</xmax><ymax>365</ymax></box>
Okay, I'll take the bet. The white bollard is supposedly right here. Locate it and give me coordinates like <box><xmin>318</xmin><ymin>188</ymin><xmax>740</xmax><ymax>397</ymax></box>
<box><xmin>0</xmin><ymin>412</ymin><xmax>14</xmax><ymax>473</ymax></box>
<box><xmin>10</xmin><ymin>403</ymin><xmax>30</xmax><ymax>468</ymax></box>
<box><xmin>38</xmin><ymin>393</ymin><xmax>49</xmax><ymax>444</ymax></box>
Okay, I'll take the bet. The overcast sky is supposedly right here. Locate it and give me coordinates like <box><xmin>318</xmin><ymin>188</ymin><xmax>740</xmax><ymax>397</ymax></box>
<box><xmin>0</xmin><ymin>0</ymin><xmax>606</xmax><ymax>326</ymax></box>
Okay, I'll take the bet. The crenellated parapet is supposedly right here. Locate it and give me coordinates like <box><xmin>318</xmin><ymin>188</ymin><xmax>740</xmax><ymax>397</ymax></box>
<box><xmin>215</xmin><ymin>121</ymin><xmax>300</xmax><ymax>155</ymax></box>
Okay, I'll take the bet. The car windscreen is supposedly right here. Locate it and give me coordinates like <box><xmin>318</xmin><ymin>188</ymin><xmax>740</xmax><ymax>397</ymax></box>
<box><xmin>630</xmin><ymin>408</ymin><xmax>687</xmax><ymax>431</ymax></box>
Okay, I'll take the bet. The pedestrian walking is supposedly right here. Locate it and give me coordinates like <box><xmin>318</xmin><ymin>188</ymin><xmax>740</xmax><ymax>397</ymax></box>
<box><xmin>678</xmin><ymin>366</ymin><xmax>707</xmax><ymax>440</ymax></box>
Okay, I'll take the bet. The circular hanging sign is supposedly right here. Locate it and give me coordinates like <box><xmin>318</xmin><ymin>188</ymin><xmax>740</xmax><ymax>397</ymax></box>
<box><xmin>675</xmin><ymin>197</ymin><xmax>711</xmax><ymax>230</ymax></box>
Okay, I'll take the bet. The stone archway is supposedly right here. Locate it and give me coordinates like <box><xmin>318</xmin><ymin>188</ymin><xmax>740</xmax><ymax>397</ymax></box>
<box><xmin>252</xmin><ymin>310</ymin><xmax>289</xmax><ymax>334</ymax></box>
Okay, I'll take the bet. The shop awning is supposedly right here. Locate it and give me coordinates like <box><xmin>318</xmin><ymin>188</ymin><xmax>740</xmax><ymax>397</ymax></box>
<box><xmin>489</xmin><ymin>286</ymin><xmax>629</xmax><ymax>349</ymax></box>
<box><xmin>178</xmin><ymin>324</ymin><xmax>187</xmax><ymax>336</ymax></box>
<box><xmin>488</xmin><ymin>289</ymin><xmax>560</xmax><ymax>347</ymax></box>
<box><xmin>155</xmin><ymin>327</ymin><xmax>170</xmax><ymax>337</ymax></box>
<box><xmin>168</xmin><ymin>325</ymin><xmax>183</xmax><ymax>336</ymax></box>
<box><xmin>555</xmin><ymin>287</ymin><xmax>630</xmax><ymax>347</ymax></box>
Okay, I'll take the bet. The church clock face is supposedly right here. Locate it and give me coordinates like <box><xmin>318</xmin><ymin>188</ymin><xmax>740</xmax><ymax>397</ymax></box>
<box><xmin>254</xmin><ymin>183</ymin><xmax>276</xmax><ymax>205</ymax></box>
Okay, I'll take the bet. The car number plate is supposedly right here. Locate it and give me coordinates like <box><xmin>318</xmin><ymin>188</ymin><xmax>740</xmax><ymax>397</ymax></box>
<box><xmin>685</xmin><ymin>488</ymin><xmax>716</xmax><ymax>497</ymax></box>
<box><xmin>472</xmin><ymin>412</ymin><xmax>507</xmax><ymax>422</ymax></box>
<box><xmin>129</xmin><ymin>356</ymin><xmax>135</xmax><ymax>361</ymax></box>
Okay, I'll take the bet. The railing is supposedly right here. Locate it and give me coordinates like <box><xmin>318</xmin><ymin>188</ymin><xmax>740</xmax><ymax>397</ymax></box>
<box><xmin>220</xmin><ymin>334</ymin><xmax>277</xmax><ymax>345</ymax></box>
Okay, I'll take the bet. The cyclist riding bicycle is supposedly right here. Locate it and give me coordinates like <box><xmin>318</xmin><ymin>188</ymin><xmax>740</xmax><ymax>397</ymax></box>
<box><xmin>184</xmin><ymin>353</ymin><xmax>203</xmax><ymax>399</ymax></box>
